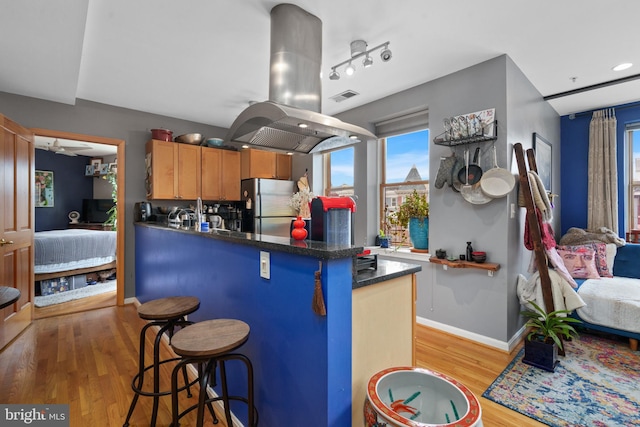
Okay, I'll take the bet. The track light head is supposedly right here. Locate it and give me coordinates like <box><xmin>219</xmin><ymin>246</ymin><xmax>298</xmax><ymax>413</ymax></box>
<box><xmin>363</xmin><ymin>55</ymin><xmax>373</xmax><ymax>68</ymax></box>
<box><xmin>345</xmin><ymin>62</ymin><xmax>355</xmax><ymax>76</ymax></box>
<box><xmin>329</xmin><ymin>69</ymin><xmax>340</xmax><ymax>80</ymax></box>
<box><xmin>380</xmin><ymin>46</ymin><xmax>392</xmax><ymax>62</ymax></box>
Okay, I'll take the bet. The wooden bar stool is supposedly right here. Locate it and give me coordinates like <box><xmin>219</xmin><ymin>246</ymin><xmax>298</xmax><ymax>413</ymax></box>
<box><xmin>123</xmin><ymin>296</ymin><xmax>201</xmax><ymax>427</ymax></box>
<box><xmin>169</xmin><ymin>319</ymin><xmax>257</xmax><ymax>427</ymax></box>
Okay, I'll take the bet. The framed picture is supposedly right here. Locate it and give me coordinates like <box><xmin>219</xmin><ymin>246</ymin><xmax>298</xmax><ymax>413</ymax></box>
<box><xmin>108</xmin><ymin>163</ymin><xmax>117</xmax><ymax>174</ymax></box>
<box><xmin>533</xmin><ymin>133</ymin><xmax>552</xmax><ymax>191</ymax></box>
<box><xmin>100</xmin><ymin>164</ymin><xmax>110</xmax><ymax>175</ymax></box>
<box><xmin>35</xmin><ymin>170</ymin><xmax>54</xmax><ymax>207</ymax></box>
<box><xmin>90</xmin><ymin>157</ymin><xmax>103</xmax><ymax>169</ymax></box>
<box><xmin>85</xmin><ymin>165</ymin><xmax>94</xmax><ymax>176</ymax></box>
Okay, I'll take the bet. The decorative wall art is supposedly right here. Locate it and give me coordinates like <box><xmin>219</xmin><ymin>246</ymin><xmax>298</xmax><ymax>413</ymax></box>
<box><xmin>35</xmin><ymin>170</ymin><xmax>54</xmax><ymax>207</ymax></box>
<box><xmin>533</xmin><ymin>133</ymin><xmax>552</xmax><ymax>191</ymax></box>
<box><xmin>85</xmin><ymin>165</ymin><xmax>94</xmax><ymax>176</ymax></box>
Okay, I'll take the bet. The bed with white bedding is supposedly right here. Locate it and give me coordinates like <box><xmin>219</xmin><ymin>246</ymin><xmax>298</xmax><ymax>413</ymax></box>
<box><xmin>34</xmin><ymin>229</ymin><xmax>116</xmax><ymax>280</ymax></box>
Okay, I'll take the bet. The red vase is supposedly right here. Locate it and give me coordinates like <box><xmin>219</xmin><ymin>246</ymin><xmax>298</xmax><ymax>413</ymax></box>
<box><xmin>291</xmin><ymin>216</ymin><xmax>308</xmax><ymax>240</ymax></box>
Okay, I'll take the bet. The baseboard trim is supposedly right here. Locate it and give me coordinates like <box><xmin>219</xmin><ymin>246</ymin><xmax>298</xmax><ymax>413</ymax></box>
<box><xmin>416</xmin><ymin>316</ymin><xmax>527</xmax><ymax>352</ymax></box>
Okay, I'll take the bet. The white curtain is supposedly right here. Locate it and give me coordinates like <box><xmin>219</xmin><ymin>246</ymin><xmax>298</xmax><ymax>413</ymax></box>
<box><xmin>587</xmin><ymin>108</ymin><xmax>618</xmax><ymax>232</ymax></box>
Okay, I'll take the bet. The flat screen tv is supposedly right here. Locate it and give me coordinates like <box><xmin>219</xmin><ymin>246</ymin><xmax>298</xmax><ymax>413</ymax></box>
<box><xmin>82</xmin><ymin>199</ymin><xmax>115</xmax><ymax>223</ymax></box>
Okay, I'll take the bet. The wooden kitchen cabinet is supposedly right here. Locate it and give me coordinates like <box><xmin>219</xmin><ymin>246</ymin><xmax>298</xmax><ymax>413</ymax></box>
<box><xmin>201</xmin><ymin>147</ymin><xmax>241</xmax><ymax>201</ymax></box>
<box><xmin>241</xmin><ymin>148</ymin><xmax>292</xmax><ymax>180</ymax></box>
<box><xmin>145</xmin><ymin>139</ymin><xmax>201</xmax><ymax>200</ymax></box>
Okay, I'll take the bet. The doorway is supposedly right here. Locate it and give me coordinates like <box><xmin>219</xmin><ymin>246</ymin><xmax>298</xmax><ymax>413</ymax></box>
<box><xmin>31</xmin><ymin>128</ymin><xmax>125</xmax><ymax>318</ymax></box>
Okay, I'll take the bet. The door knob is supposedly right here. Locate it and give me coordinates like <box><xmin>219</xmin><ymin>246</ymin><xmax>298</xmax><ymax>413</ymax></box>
<box><xmin>0</xmin><ymin>239</ymin><xmax>15</xmax><ymax>246</ymax></box>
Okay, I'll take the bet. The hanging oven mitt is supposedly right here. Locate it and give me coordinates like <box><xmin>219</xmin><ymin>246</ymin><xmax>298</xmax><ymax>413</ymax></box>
<box><xmin>435</xmin><ymin>153</ymin><xmax>457</xmax><ymax>189</ymax></box>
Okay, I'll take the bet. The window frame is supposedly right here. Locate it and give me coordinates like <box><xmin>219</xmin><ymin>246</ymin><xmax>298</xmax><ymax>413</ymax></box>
<box><xmin>627</xmin><ymin>124</ymin><xmax>640</xmax><ymax>232</ymax></box>
<box><xmin>379</xmin><ymin>131</ymin><xmax>430</xmax><ymax>246</ymax></box>
<box><xmin>324</xmin><ymin>146</ymin><xmax>355</xmax><ymax>197</ymax></box>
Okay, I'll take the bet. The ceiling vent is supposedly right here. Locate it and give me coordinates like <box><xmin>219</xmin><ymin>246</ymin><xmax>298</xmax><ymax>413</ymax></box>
<box><xmin>330</xmin><ymin>90</ymin><xmax>360</xmax><ymax>103</ymax></box>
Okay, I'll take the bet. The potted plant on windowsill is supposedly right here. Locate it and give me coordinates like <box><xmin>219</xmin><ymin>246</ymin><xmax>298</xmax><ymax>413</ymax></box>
<box><xmin>389</xmin><ymin>189</ymin><xmax>429</xmax><ymax>251</ymax></box>
<box><xmin>521</xmin><ymin>300</ymin><xmax>581</xmax><ymax>372</ymax></box>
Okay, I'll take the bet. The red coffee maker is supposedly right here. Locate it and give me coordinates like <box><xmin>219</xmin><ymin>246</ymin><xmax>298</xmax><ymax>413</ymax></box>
<box><xmin>310</xmin><ymin>196</ymin><xmax>356</xmax><ymax>245</ymax></box>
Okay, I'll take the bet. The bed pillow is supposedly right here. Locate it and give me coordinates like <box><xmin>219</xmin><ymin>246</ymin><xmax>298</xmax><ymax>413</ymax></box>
<box><xmin>557</xmin><ymin>243</ymin><xmax>612</xmax><ymax>278</ymax></box>
<box><xmin>605</xmin><ymin>243</ymin><xmax>617</xmax><ymax>274</ymax></box>
<box><xmin>556</xmin><ymin>246</ymin><xmax>600</xmax><ymax>279</ymax></box>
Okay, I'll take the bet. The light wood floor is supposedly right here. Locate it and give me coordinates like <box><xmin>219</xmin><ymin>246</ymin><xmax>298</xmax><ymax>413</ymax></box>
<box><xmin>33</xmin><ymin>289</ymin><xmax>116</xmax><ymax>320</ymax></box>
<box><xmin>1</xmin><ymin>300</ymin><xmax>544</xmax><ymax>426</ymax></box>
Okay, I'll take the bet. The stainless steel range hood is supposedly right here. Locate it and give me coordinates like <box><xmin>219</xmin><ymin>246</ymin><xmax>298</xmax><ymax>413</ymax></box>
<box><xmin>225</xmin><ymin>4</ymin><xmax>376</xmax><ymax>154</ymax></box>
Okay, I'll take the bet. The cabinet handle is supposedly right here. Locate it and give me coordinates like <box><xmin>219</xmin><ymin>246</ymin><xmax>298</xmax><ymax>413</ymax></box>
<box><xmin>0</xmin><ymin>239</ymin><xmax>15</xmax><ymax>246</ymax></box>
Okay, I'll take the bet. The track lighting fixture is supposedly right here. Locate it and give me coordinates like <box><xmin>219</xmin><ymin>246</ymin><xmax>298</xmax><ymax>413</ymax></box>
<box><xmin>328</xmin><ymin>40</ymin><xmax>391</xmax><ymax>80</ymax></box>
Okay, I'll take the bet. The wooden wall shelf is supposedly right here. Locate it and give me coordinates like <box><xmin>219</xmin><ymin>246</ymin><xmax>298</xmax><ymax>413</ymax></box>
<box><xmin>429</xmin><ymin>257</ymin><xmax>500</xmax><ymax>273</ymax></box>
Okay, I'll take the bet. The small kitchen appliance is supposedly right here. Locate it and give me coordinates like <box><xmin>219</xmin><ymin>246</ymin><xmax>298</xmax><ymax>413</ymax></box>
<box><xmin>134</xmin><ymin>201</ymin><xmax>152</xmax><ymax>222</ymax></box>
<box><xmin>310</xmin><ymin>196</ymin><xmax>356</xmax><ymax>246</ymax></box>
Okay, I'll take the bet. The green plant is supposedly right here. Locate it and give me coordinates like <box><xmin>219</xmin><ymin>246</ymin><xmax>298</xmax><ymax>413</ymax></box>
<box><xmin>102</xmin><ymin>172</ymin><xmax>117</xmax><ymax>231</ymax></box>
<box><xmin>521</xmin><ymin>300</ymin><xmax>581</xmax><ymax>351</ymax></box>
<box><xmin>388</xmin><ymin>190</ymin><xmax>429</xmax><ymax>228</ymax></box>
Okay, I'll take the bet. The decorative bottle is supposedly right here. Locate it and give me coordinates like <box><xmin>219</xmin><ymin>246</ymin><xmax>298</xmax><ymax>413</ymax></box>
<box><xmin>291</xmin><ymin>216</ymin><xmax>308</xmax><ymax>240</ymax></box>
<box><xmin>466</xmin><ymin>241</ymin><xmax>473</xmax><ymax>262</ymax></box>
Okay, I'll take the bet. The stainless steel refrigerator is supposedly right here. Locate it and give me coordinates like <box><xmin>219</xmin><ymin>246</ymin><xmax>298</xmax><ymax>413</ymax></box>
<box><xmin>241</xmin><ymin>178</ymin><xmax>296</xmax><ymax>237</ymax></box>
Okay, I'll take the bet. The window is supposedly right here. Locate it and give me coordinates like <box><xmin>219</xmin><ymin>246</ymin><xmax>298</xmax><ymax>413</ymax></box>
<box><xmin>628</xmin><ymin>125</ymin><xmax>640</xmax><ymax>230</ymax></box>
<box><xmin>324</xmin><ymin>146</ymin><xmax>354</xmax><ymax>196</ymax></box>
<box><xmin>380</xmin><ymin>129</ymin><xmax>429</xmax><ymax>245</ymax></box>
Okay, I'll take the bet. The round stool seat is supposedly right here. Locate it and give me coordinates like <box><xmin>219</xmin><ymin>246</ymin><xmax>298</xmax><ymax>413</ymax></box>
<box><xmin>171</xmin><ymin>319</ymin><xmax>250</xmax><ymax>358</ymax></box>
<box><xmin>137</xmin><ymin>296</ymin><xmax>200</xmax><ymax>321</ymax></box>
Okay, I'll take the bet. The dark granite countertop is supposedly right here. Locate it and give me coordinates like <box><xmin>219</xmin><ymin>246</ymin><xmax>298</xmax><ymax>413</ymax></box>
<box><xmin>135</xmin><ymin>222</ymin><xmax>363</xmax><ymax>260</ymax></box>
<box><xmin>136</xmin><ymin>223</ymin><xmax>420</xmax><ymax>288</ymax></box>
<box><xmin>354</xmin><ymin>259</ymin><xmax>422</xmax><ymax>289</ymax></box>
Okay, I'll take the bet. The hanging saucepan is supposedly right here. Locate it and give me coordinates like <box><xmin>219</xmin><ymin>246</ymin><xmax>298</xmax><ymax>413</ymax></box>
<box><xmin>480</xmin><ymin>144</ymin><xmax>516</xmax><ymax>198</ymax></box>
<box><xmin>458</xmin><ymin>147</ymin><xmax>483</xmax><ymax>185</ymax></box>
<box><xmin>461</xmin><ymin>148</ymin><xmax>492</xmax><ymax>205</ymax></box>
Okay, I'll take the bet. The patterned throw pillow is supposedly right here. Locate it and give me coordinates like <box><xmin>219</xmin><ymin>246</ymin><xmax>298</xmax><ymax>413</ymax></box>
<box><xmin>557</xmin><ymin>243</ymin><xmax>612</xmax><ymax>278</ymax></box>
<box><xmin>556</xmin><ymin>246</ymin><xmax>601</xmax><ymax>279</ymax></box>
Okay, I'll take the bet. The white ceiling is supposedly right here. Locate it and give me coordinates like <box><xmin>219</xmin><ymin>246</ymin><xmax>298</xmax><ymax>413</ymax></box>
<box><xmin>2</xmin><ymin>0</ymin><xmax>640</xmax><ymax>143</ymax></box>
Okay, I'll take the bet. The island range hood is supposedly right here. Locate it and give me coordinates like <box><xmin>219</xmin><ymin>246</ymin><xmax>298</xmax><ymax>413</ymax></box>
<box><xmin>225</xmin><ymin>4</ymin><xmax>376</xmax><ymax>154</ymax></box>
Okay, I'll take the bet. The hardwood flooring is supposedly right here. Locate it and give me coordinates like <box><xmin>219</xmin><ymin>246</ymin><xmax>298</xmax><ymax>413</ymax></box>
<box><xmin>1</xmin><ymin>301</ymin><xmax>544</xmax><ymax>426</ymax></box>
<box><xmin>33</xmin><ymin>290</ymin><xmax>116</xmax><ymax>320</ymax></box>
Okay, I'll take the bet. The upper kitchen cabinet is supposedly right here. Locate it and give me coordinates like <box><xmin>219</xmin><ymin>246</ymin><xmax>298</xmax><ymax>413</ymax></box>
<box><xmin>201</xmin><ymin>147</ymin><xmax>241</xmax><ymax>201</ymax></box>
<box><xmin>241</xmin><ymin>148</ymin><xmax>292</xmax><ymax>180</ymax></box>
<box><xmin>145</xmin><ymin>139</ymin><xmax>201</xmax><ymax>200</ymax></box>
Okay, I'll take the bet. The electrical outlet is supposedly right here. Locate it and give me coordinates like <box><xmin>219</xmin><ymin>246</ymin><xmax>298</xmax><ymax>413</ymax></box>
<box><xmin>260</xmin><ymin>251</ymin><xmax>270</xmax><ymax>279</ymax></box>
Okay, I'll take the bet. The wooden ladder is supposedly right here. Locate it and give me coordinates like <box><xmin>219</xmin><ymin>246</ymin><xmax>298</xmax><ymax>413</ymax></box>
<box><xmin>514</xmin><ymin>142</ymin><xmax>564</xmax><ymax>355</ymax></box>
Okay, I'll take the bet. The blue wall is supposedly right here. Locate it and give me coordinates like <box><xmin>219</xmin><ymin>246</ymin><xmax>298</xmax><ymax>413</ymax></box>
<box><xmin>35</xmin><ymin>150</ymin><xmax>93</xmax><ymax>231</ymax></box>
<box><xmin>560</xmin><ymin>101</ymin><xmax>640</xmax><ymax>236</ymax></box>
<box><xmin>135</xmin><ymin>226</ymin><xmax>354</xmax><ymax>427</ymax></box>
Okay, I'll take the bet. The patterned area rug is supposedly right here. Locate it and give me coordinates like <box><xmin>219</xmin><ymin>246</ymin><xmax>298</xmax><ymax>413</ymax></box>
<box><xmin>483</xmin><ymin>333</ymin><xmax>640</xmax><ymax>426</ymax></box>
<box><xmin>34</xmin><ymin>280</ymin><xmax>116</xmax><ymax>307</ymax></box>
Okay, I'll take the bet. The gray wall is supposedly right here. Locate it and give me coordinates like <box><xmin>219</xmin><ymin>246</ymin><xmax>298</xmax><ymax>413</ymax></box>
<box><xmin>329</xmin><ymin>55</ymin><xmax>560</xmax><ymax>343</ymax></box>
<box><xmin>0</xmin><ymin>93</ymin><xmax>227</xmax><ymax>299</ymax></box>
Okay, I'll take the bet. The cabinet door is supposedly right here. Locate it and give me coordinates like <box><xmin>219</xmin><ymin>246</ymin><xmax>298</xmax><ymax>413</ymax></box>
<box><xmin>0</xmin><ymin>115</ymin><xmax>34</xmax><ymax>350</ymax></box>
<box><xmin>146</xmin><ymin>139</ymin><xmax>175</xmax><ymax>200</ymax></box>
<box><xmin>175</xmin><ymin>144</ymin><xmax>201</xmax><ymax>200</ymax></box>
<box><xmin>241</xmin><ymin>149</ymin><xmax>276</xmax><ymax>179</ymax></box>
<box><xmin>221</xmin><ymin>150</ymin><xmax>241</xmax><ymax>201</ymax></box>
<box><xmin>201</xmin><ymin>147</ymin><xmax>222</xmax><ymax>200</ymax></box>
<box><xmin>275</xmin><ymin>153</ymin><xmax>292</xmax><ymax>180</ymax></box>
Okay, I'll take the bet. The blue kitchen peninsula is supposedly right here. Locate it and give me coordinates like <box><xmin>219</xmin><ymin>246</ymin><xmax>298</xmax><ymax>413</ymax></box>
<box><xmin>134</xmin><ymin>223</ymin><xmax>420</xmax><ymax>427</ymax></box>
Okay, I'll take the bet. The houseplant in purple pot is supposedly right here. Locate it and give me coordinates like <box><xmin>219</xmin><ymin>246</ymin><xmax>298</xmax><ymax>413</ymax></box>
<box><xmin>521</xmin><ymin>300</ymin><xmax>581</xmax><ymax>372</ymax></box>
